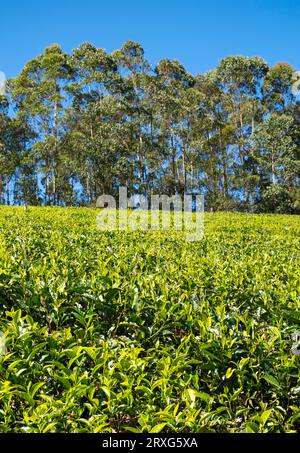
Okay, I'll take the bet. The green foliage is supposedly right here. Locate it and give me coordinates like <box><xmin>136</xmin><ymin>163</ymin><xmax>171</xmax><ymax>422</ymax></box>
<box><xmin>0</xmin><ymin>207</ymin><xmax>299</xmax><ymax>432</ymax></box>
<box><xmin>255</xmin><ymin>184</ymin><xmax>300</xmax><ymax>214</ymax></box>
<box><xmin>1</xmin><ymin>44</ymin><xmax>300</xmax><ymax>212</ymax></box>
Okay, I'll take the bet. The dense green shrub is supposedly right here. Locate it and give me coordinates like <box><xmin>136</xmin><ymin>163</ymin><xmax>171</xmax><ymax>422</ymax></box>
<box><xmin>0</xmin><ymin>207</ymin><xmax>299</xmax><ymax>432</ymax></box>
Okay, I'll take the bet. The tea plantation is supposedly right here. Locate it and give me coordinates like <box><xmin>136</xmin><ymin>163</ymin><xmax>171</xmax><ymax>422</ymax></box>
<box><xmin>0</xmin><ymin>207</ymin><xmax>299</xmax><ymax>432</ymax></box>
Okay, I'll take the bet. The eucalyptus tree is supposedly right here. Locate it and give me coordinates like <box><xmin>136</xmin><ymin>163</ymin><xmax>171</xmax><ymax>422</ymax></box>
<box><xmin>289</xmin><ymin>102</ymin><xmax>300</xmax><ymax>212</ymax></box>
<box><xmin>216</xmin><ymin>56</ymin><xmax>269</xmax><ymax>206</ymax></box>
<box><xmin>10</xmin><ymin>44</ymin><xmax>72</xmax><ymax>205</ymax></box>
<box><xmin>153</xmin><ymin>59</ymin><xmax>194</xmax><ymax>195</ymax></box>
<box><xmin>263</xmin><ymin>62</ymin><xmax>296</xmax><ymax>112</ymax></box>
<box><xmin>0</xmin><ymin>94</ymin><xmax>31</xmax><ymax>205</ymax></box>
<box><xmin>112</xmin><ymin>41</ymin><xmax>152</xmax><ymax>194</ymax></box>
<box><xmin>256</xmin><ymin>62</ymin><xmax>299</xmax><ymax>211</ymax></box>
<box><xmin>65</xmin><ymin>42</ymin><xmax>128</xmax><ymax>203</ymax></box>
<box><xmin>0</xmin><ymin>95</ymin><xmax>15</xmax><ymax>204</ymax></box>
<box><xmin>254</xmin><ymin>112</ymin><xmax>296</xmax><ymax>190</ymax></box>
<box><xmin>191</xmin><ymin>71</ymin><xmax>235</xmax><ymax>206</ymax></box>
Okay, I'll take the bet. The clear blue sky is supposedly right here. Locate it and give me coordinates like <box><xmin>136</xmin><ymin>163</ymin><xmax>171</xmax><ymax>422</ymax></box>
<box><xmin>1</xmin><ymin>0</ymin><xmax>299</xmax><ymax>78</ymax></box>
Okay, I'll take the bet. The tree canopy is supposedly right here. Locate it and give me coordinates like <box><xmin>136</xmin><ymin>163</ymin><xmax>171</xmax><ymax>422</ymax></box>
<box><xmin>1</xmin><ymin>42</ymin><xmax>299</xmax><ymax>213</ymax></box>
